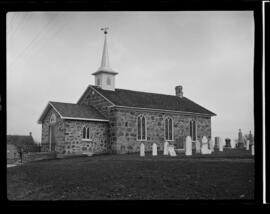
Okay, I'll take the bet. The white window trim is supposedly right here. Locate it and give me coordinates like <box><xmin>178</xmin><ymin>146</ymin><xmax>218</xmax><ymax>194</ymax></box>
<box><xmin>164</xmin><ymin>117</ymin><xmax>174</xmax><ymax>141</ymax></box>
<box><xmin>136</xmin><ymin>114</ymin><xmax>147</xmax><ymax>141</ymax></box>
<box><xmin>82</xmin><ymin>138</ymin><xmax>92</xmax><ymax>141</ymax></box>
<box><xmin>82</xmin><ymin>126</ymin><xmax>91</xmax><ymax>141</ymax></box>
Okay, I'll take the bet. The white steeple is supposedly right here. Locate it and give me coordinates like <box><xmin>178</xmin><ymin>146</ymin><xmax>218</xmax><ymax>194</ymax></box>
<box><xmin>92</xmin><ymin>27</ymin><xmax>118</xmax><ymax>91</ymax></box>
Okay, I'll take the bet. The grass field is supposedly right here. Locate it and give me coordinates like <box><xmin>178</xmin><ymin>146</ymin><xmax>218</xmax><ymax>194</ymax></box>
<box><xmin>7</xmin><ymin>149</ymin><xmax>254</xmax><ymax>200</ymax></box>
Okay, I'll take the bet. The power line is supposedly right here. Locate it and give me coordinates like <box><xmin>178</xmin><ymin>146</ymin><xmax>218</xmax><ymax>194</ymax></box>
<box><xmin>8</xmin><ymin>14</ymin><xmax>59</xmax><ymax>70</ymax></box>
<box><xmin>7</xmin><ymin>13</ymin><xmax>29</xmax><ymax>41</ymax></box>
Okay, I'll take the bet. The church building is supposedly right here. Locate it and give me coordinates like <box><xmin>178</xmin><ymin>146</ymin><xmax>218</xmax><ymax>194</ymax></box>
<box><xmin>38</xmin><ymin>29</ymin><xmax>216</xmax><ymax>155</ymax></box>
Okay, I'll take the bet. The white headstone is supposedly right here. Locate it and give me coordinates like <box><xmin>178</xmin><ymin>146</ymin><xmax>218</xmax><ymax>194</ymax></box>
<box><xmin>209</xmin><ymin>139</ymin><xmax>214</xmax><ymax>152</ymax></box>
<box><xmin>231</xmin><ymin>140</ymin><xmax>236</xmax><ymax>149</ymax></box>
<box><xmin>219</xmin><ymin>137</ymin><xmax>223</xmax><ymax>152</ymax></box>
<box><xmin>246</xmin><ymin>140</ymin><xmax>250</xmax><ymax>151</ymax></box>
<box><xmin>251</xmin><ymin>145</ymin><xmax>254</xmax><ymax>156</ymax></box>
<box><xmin>152</xmin><ymin>143</ymin><xmax>157</xmax><ymax>156</ymax></box>
<box><xmin>164</xmin><ymin>141</ymin><xmax>169</xmax><ymax>155</ymax></box>
<box><xmin>196</xmin><ymin>140</ymin><xmax>201</xmax><ymax>153</ymax></box>
<box><xmin>201</xmin><ymin>136</ymin><xmax>212</xmax><ymax>154</ymax></box>
<box><xmin>168</xmin><ymin>145</ymin><xmax>177</xmax><ymax>157</ymax></box>
<box><xmin>185</xmin><ymin>136</ymin><xmax>192</xmax><ymax>156</ymax></box>
<box><xmin>140</xmin><ymin>143</ymin><xmax>145</xmax><ymax>157</ymax></box>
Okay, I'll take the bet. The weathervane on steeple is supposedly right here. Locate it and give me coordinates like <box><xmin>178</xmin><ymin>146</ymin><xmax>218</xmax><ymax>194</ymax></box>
<box><xmin>92</xmin><ymin>27</ymin><xmax>118</xmax><ymax>91</ymax></box>
<box><xmin>101</xmin><ymin>27</ymin><xmax>109</xmax><ymax>35</ymax></box>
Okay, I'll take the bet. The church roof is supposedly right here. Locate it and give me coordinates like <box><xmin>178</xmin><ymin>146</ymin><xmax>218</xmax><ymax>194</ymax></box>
<box><xmin>38</xmin><ymin>101</ymin><xmax>108</xmax><ymax>124</ymax></box>
<box><xmin>7</xmin><ymin>135</ymin><xmax>35</xmax><ymax>150</ymax></box>
<box><xmin>90</xmin><ymin>85</ymin><xmax>216</xmax><ymax>116</ymax></box>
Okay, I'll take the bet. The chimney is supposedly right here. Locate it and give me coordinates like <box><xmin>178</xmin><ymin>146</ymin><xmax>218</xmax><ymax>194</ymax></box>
<box><xmin>29</xmin><ymin>132</ymin><xmax>32</xmax><ymax>136</ymax></box>
<box><xmin>175</xmin><ymin>85</ymin><xmax>183</xmax><ymax>98</ymax></box>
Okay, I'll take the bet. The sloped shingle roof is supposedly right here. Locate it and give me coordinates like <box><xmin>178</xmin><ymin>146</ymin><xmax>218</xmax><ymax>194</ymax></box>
<box><xmin>7</xmin><ymin>135</ymin><xmax>35</xmax><ymax>148</ymax></box>
<box><xmin>91</xmin><ymin>86</ymin><xmax>216</xmax><ymax>116</ymax></box>
<box><xmin>50</xmin><ymin>102</ymin><xmax>107</xmax><ymax>121</ymax></box>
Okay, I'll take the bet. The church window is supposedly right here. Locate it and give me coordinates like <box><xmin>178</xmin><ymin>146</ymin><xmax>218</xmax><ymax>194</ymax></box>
<box><xmin>82</xmin><ymin>126</ymin><xmax>90</xmax><ymax>140</ymax></box>
<box><xmin>107</xmin><ymin>77</ymin><xmax>111</xmax><ymax>85</ymax></box>
<box><xmin>137</xmin><ymin>115</ymin><xmax>147</xmax><ymax>141</ymax></box>
<box><xmin>165</xmin><ymin>117</ymin><xmax>173</xmax><ymax>141</ymax></box>
<box><xmin>189</xmin><ymin>120</ymin><xmax>197</xmax><ymax>141</ymax></box>
<box><xmin>50</xmin><ymin>113</ymin><xmax>56</xmax><ymax>124</ymax></box>
<box><xmin>97</xmin><ymin>78</ymin><xmax>101</xmax><ymax>86</ymax></box>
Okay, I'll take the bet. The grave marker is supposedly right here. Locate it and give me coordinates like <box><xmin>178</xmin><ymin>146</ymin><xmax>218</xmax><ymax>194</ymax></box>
<box><xmin>164</xmin><ymin>141</ymin><xmax>169</xmax><ymax>155</ymax></box>
<box><xmin>231</xmin><ymin>140</ymin><xmax>236</xmax><ymax>149</ymax></box>
<box><xmin>140</xmin><ymin>143</ymin><xmax>145</xmax><ymax>157</ymax></box>
<box><xmin>185</xmin><ymin>136</ymin><xmax>192</xmax><ymax>156</ymax></box>
<box><xmin>168</xmin><ymin>145</ymin><xmax>177</xmax><ymax>157</ymax></box>
<box><xmin>196</xmin><ymin>140</ymin><xmax>201</xmax><ymax>154</ymax></box>
<box><xmin>209</xmin><ymin>139</ymin><xmax>214</xmax><ymax>152</ymax></box>
<box><xmin>201</xmin><ymin>136</ymin><xmax>212</xmax><ymax>154</ymax></box>
<box><xmin>152</xmin><ymin>143</ymin><xmax>157</xmax><ymax>156</ymax></box>
<box><xmin>218</xmin><ymin>137</ymin><xmax>223</xmax><ymax>152</ymax></box>
<box><xmin>246</xmin><ymin>140</ymin><xmax>250</xmax><ymax>151</ymax></box>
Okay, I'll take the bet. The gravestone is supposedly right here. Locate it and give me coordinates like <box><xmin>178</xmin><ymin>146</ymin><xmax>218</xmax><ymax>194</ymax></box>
<box><xmin>225</xmin><ymin>138</ymin><xmax>231</xmax><ymax>148</ymax></box>
<box><xmin>201</xmin><ymin>136</ymin><xmax>212</xmax><ymax>154</ymax></box>
<box><xmin>168</xmin><ymin>145</ymin><xmax>177</xmax><ymax>157</ymax></box>
<box><xmin>214</xmin><ymin>137</ymin><xmax>219</xmax><ymax>150</ymax></box>
<box><xmin>251</xmin><ymin>145</ymin><xmax>254</xmax><ymax>156</ymax></box>
<box><xmin>209</xmin><ymin>139</ymin><xmax>214</xmax><ymax>152</ymax></box>
<box><xmin>249</xmin><ymin>131</ymin><xmax>254</xmax><ymax>145</ymax></box>
<box><xmin>152</xmin><ymin>143</ymin><xmax>157</xmax><ymax>156</ymax></box>
<box><xmin>196</xmin><ymin>140</ymin><xmax>201</xmax><ymax>154</ymax></box>
<box><xmin>231</xmin><ymin>140</ymin><xmax>236</xmax><ymax>149</ymax></box>
<box><xmin>140</xmin><ymin>143</ymin><xmax>145</xmax><ymax>157</ymax></box>
<box><xmin>164</xmin><ymin>141</ymin><xmax>169</xmax><ymax>155</ymax></box>
<box><xmin>218</xmin><ymin>137</ymin><xmax>223</xmax><ymax>152</ymax></box>
<box><xmin>185</xmin><ymin>136</ymin><xmax>192</xmax><ymax>156</ymax></box>
<box><xmin>238</xmin><ymin>129</ymin><xmax>244</xmax><ymax>148</ymax></box>
<box><xmin>246</xmin><ymin>140</ymin><xmax>250</xmax><ymax>151</ymax></box>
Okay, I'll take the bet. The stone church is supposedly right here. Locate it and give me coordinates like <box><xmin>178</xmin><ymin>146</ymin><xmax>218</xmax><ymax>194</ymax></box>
<box><xmin>38</xmin><ymin>29</ymin><xmax>216</xmax><ymax>155</ymax></box>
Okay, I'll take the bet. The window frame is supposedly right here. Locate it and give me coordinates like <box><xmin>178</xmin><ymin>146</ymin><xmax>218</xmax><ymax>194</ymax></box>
<box><xmin>164</xmin><ymin>117</ymin><xmax>174</xmax><ymax>141</ymax></box>
<box><xmin>97</xmin><ymin>78</ymin><xmax>101</xmax><ymax>86</ymax></box>
<box><xmin>189</xmin><ymin>120</ymin><xmax>197</xmax><ymax>141</ymax></box>
<box><xmin>137</xmin><ymin>114</ymin><xmax>147</xmax><ymax>141</ymax></box>
<box><xmin>82</xmin><ymin>126</ymin><xmax>91</xmax><ymax>141</ymax></box>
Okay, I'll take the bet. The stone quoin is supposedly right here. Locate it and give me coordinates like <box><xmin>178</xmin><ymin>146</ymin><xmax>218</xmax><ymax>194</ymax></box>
<box><xmin>38</xmin><ymin>29</ymin><xmax>216</xmax><ymax>155</ymax></box>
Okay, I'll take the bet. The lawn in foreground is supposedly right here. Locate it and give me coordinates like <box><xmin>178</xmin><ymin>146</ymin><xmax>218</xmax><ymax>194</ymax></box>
<box><xmin>7</xmin><ymin>150</ymin><xmax>254</xmax><ymax>200</ymax></box>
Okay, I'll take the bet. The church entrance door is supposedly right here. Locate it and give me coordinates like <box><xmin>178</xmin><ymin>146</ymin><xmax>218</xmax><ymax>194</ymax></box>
<box><xmin>49</xmin><ymin>125</ymin><xmax>56</xmax><ymax>152</ymax></box>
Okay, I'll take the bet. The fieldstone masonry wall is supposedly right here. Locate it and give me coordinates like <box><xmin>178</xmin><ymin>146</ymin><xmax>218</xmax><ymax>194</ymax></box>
<box><xmin>78</xmin><ymin>86</ymin><xmax>113</xmax><ymax>118</ymax></box>
<box><xmin>63</xmin><ymin>120</ymin><xmax>109</xmax><ymax>155</ymax></box>
<box><xmin>41</xmin><ymin>107</ymin><xmax>109</xmax><ymax>155</ymax></box>
<box><xmin>41</xmin><ymin>107</ymin><xmax>65</xmax><ymax>152</ymax></box>
<box><xmin>110</xmin><ymin>108</ymin><xmax>211</xmax><ymax>154</ymax></box>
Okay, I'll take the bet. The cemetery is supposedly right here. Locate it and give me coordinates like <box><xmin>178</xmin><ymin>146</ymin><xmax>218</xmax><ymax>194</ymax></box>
<box><xmin>7</xmin><ymin>131</ymin><xmax>254</xmax><ymax>200</ymax></box>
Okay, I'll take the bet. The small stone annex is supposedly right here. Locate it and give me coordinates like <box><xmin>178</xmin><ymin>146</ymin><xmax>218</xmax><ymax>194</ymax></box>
<box><xmin>38</xmin><ymin>29</ymin><xmax>216</xmax><ymax>155</ymax></box>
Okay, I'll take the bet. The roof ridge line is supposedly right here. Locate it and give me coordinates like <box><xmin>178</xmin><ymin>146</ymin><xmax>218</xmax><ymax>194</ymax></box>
<box><xmin>92</xmin><ymin>85</ymin><xmax>177</xmax><ymax>97</ymax></box>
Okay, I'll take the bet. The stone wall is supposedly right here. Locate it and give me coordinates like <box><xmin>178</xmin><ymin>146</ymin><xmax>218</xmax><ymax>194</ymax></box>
<box><xmin>110</xmin><ymin>107</ymin><xmax>211</xmax><ymax>154</ymax></box>
<box><xmin>78</xmin><ymin>86</ymin><xmax>113</xmax><ymax>118</ymax></box>
<box><xmin>63</xmin><ymin>120</ymin><xmax>109</xmax><ymax>155</ymax></box>
<box><xmin>41</xmin><ymin>107</ymin><xmax>65</xmax><ymax>153</ymax></box>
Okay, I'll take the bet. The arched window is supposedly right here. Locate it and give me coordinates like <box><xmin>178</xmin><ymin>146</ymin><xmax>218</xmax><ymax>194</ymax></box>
<box><xmin>107</xmin><ymin>77</ymin><xmax>111</xmax><ymax>85</ymax></box>
<box><xmin>137</xmin><ymin>115</ymin><xmax>147</xmax><ymax>141</ymax></box>
<box><xmin>50</xmin><ymin>113</ymin><xmax>56</xmax><ymax>124</ymax></box>
<box><xmin>165</xmin><ymin>117</ymin><xmax>173</xmax><ymax>141</ymax></box>
<box><xmin>82</xmin><ymin>126</ymin><xmax>90</xmax><ymax>140</ymax></box>
<box><xmin>97</xmin><ymin>78</ymin><xmax>101</xmax><ymax>86</ymax></box>
<box><xmin>189</xmin><ymin>120</ymin><xmax>196</xmax><ymax>141</ymax></box>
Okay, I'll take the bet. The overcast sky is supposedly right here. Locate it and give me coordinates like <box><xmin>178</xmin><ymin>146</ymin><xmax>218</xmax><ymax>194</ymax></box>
<box><xmin>6</xmin><ymin>11</ymin><xmax>254</xmax><ymax>143</ymax></box>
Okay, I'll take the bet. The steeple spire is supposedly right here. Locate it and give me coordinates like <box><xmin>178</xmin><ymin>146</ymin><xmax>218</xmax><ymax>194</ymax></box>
<box><xmin>92</xmin><ymin>27</ymin><xmax>118</xmax><ymax>91</ymax></box>
<box><xmin>95</xmin><ymin>27</ymin><xmax>116</xmax><ymax>73</ymax></box>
